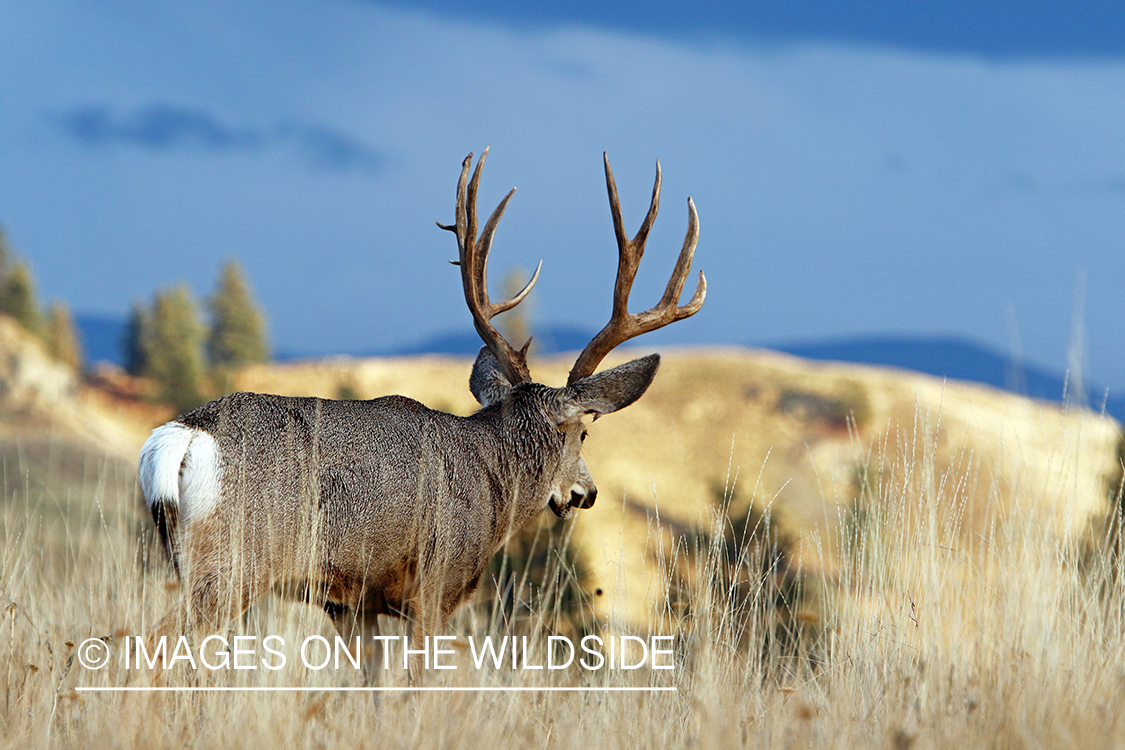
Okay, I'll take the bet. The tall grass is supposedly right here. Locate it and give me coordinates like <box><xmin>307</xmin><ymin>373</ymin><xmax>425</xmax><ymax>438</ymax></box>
<box><xmin>2</xmin><ymin>418</ymin><xmax>1124</xmax><ymax>749</ymax></box>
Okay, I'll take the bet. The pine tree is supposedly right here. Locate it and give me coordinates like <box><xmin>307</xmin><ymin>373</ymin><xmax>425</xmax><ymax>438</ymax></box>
<box><xmin>0</xmin><ymin>260</ymin><xmax>45</xmax><ymax>338</ymax></box>
<box><xmin>498</xmin><ymin>266</ymin><xmax>535</xmax><ymax>354</ymax></box>
<box><xmin>0</xmin><ymin>229</ymin><xmax>45</xmax><ymax>338</ymax></box>
<box><xmin>208</xmin><ymin>260</ymin><xmax>269</xmax><ymax>370</ymax></box>
<box><xmin>123</xmin><ymin>301</ymin><xmax>152</xmax><ymax>377</ymax></box>
<box><xmin>46</xmin><ymin>301</ymin><xmax>83</xmax><ymax>371</ymax></box>
<box><xmin>146</xmin><ymin>285</ymin><xmax>207</xmax><ymax>413</ymax></box>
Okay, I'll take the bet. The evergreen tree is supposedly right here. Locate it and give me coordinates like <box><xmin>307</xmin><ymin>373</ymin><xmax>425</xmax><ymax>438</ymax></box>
<box><xmin>498</xmin><ymin>266</ymin><xmax>535</xmax><ymax>354</ymax></box>
<box><xmin>208</xmin><ymin>260</ymin><xmax>269</xmax><ymax>369</ymax></box>
<box><xmin>146</xmin><ymin>285</ymin><xmax>207</xmax><ymax>413</ymax></box>
<box><xmin>123</xmin><ymin>301</ymin><xmax>152</xmax><ymax>377</ymax></box>
<box><xmin>0</xmin><ymin>260</ymin><xmax>45</xmax><ymax>338</ymax></box>
<box><xmin>46</xmin><ymin>301</ymin><xmax>83</xmax><ymax>371</ymax></box>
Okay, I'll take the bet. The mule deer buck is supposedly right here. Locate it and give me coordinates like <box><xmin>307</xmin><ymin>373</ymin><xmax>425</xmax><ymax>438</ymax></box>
<box><xmin>140</xmin><ymin>148</ymin><xmax>705</xmax><ymax>674</ymax></box>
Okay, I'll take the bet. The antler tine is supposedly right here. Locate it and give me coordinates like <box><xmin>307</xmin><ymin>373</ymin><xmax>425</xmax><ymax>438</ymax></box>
<box><xmin>438</xmin><ymin>149</ymin><xmax>540</xmax><ymax>385</ymax></box>
<box><xmin>602</xmin><ymin>154</ymin><xmax>662</xmax><ymax>321</ymax></box>
<box><xmin>465</xmin><ymin>146</ymin><xmax>489</xmax><ymax>258</ymax></box>
<box><xmin>657</xmin><ymin>197</ymin><xmax>706</xmax><ymax>315</ymax></box>
<box><xmin>567</xmin><ymin>156</ymin><xmax>706</xmax><ymax>386</ymax></box>
<box><xmin>475</xmin><ymin>185</ymin><xmax>516</xmax><ymax>309</ymax></box>
<box><xmin>436</xmin><ymin>153</ymin><xmax>471</xmax><ymax>242</ymax></box>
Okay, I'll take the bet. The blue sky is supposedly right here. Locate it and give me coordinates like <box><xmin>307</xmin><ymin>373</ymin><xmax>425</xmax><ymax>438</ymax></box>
<box><xmin>2</xmin><ymin>1</ymin><xmax>1124</xmax><ymax>390</ymax></box>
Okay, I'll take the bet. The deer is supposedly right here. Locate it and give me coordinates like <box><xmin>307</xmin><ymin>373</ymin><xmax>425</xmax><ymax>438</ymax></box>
<box><xmin>139</xmin><ymin>148</ymin><xmax>705</xmax><ymax>677</ymax></box>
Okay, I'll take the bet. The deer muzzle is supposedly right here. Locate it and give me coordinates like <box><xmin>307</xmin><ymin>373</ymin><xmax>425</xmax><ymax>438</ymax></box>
<box><xmin>570</xmin><ymin>485</ymin><xmax>597</xmax><ymax>509</ymax></box>
<box><xmin>548</xmin><ymin>496</ymin><xmax>572</xmax><ymax>519</ymax></box>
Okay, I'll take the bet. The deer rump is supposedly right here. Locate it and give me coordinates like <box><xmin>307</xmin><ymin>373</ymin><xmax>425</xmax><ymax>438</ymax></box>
<box><xmin>141</xmin><ymin>390</ymin><xmax>562</xmax><ymax>624</ymax></box>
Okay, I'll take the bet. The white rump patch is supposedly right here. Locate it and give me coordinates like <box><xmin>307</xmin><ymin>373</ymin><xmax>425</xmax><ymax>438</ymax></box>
<box><xmin>140</xmin><ymin>423</ymin><xmax>193</xmax><ymax>508</ymax></box>
<box><xmin>139</xmin><ymin>422</ymin><xmax>222</xmax><ymax>525</ymax></box>
<box><xmin>178</xmin><ymin>429</ymin><xmax>221</xmax><ymax>524</ymax></box>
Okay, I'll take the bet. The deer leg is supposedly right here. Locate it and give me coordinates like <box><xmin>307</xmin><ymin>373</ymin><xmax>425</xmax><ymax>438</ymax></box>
<box><xmin>403</xmin><ymin>587</ymin><xmax>468</xmax><ymax>684</ymax></box>
<box><xmin>144</xmin><ymin>569</ymin><xmax>267</xmax><ymax>679</ymax></box>
<box><xmin>325</xmin><ymin>603</ymin><xmax>390</xmax><ymax>684</ymax></box>
<box><xmin>404</xmin><ymin>604</ymin><xmax>448</xmax><ymax>684</ymax></box>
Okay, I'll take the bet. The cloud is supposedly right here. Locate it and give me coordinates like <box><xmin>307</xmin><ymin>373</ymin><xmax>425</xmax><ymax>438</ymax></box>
<box><xmin>358</xmin><ymin>0</ymin><xmax>1125</xmax><ymax>58</ymax></box>
<box><xmin>51</xmin><ymin>103</ymin><xmax>386</xmax><ymax>176</ymax></box>
<box><xmin>55</xmin><ymin>103</ymin><xmax>264</xmax><ymax>151</ymax></box>
<box><xmin>280</xmin><ymin>123</ymin><xmax>387</xmax><ymax>176</ymax></box>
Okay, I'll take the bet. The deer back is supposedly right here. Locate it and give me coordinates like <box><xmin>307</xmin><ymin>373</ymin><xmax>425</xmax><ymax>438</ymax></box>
<box><xmin>146</xmin><ymin>389</ymin><xmax>573</xmax><ymax>597</ymax></box>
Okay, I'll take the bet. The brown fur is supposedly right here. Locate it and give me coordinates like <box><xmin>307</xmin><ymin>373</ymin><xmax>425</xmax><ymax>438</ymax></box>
<box><xmin>145</xmin><ymin>350</ymin><xmax>660</xmax><ymax>675</ymax></box>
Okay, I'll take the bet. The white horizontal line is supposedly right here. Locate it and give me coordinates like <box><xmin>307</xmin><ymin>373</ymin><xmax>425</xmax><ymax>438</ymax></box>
<box><xmin>76</xmin><ymin>686</ymin><xmax>677</xmax><ymax>693</ymax></box>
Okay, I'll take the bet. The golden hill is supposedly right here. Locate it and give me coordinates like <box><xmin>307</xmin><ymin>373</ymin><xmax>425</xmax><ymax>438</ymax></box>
<box><xmin>3</xmin><ymin>312</ymin><xmax>1117</xmax><ymax>628</ymax></box>
<box><xmin>3</xmin><ymin>312</ymin><xmax>1117</xmax><ymax>627</ymax></box>
<box><xmin>6</xmin><ymin>320</ymin><xmax>1124</xmax><ymax>746</ymax></box>
<box><xmin>0</xmin><ymin>317</ymin><xmax>156</xmax><ymax>526</ymax></box>
<box><xmin>232</xmin><ymin>348</ymin><xmax>1122</xmax><ymax>626</ymax></box>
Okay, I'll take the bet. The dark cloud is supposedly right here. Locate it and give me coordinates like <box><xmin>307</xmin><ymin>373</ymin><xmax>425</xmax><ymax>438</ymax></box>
<box><xmin>371</xmin><ymin>0</ymin><xmax>1125</xmax><ymax>58</ymax></box>
<box><xmin>55</xmin><ymin>104</ymin><xmax>264</xmax><ymax>151</ymax></box>
<box><xmin>51</xmin><ymin>103</ymin><xmax>386</xmax><ymax>177</ymax></box>
<box><xmin>282</xmin><ymin>123</ymin><xmax>386</xmax><ymax>176</ymax></box>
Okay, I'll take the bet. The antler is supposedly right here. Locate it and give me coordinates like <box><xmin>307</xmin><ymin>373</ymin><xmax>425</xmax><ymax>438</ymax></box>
<box><xmin>566</xmin><ymin>154</ymin><xmax>706</xmax><ymax>385</ymax></box>
<box><xmin>437</xmin><ymin>147</ymin><xmax>542</xmax><ymax>385</ymax></box>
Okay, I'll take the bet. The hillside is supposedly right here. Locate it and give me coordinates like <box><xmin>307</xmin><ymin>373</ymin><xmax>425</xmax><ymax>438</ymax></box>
<box><xmin>0</xmin><ymin>315</ymin><xmax>162</xmax><ymax>536</ymax></box>
<box><xmin>232</xmin><ymin>347</ymin><xmax>1123</xmax><ymax>625</ymax></box>
<box><xmin>5</xmin><ymin>330</ymin><xmax>1125</xmax><ymax>749</ymax></box>
<box><xmin>8</xmin><ymin>308</ymin><xmax>1125</xmax><ymax>625</ymax></box>
<box><xmin>77</xmin><ymin>313</ymin><xmax>1125</xmax><ymax>417</ymax></box>
<box><xmin>7</xmin><ymin>313</ymin><xmax>1121</xmax><ymax>628</ymax></box>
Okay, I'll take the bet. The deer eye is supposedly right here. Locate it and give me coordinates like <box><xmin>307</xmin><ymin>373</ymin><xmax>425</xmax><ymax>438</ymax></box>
<box><xmin>580</xmin><ymin>431</ymin><xmax>588</xmax><ymax>443</ymax></box>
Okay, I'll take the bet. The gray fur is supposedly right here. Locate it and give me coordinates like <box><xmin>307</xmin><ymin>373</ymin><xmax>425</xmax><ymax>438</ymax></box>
<box><xmin>144</xmin><ymin>349</ymin><xmax>661</xmax><ymax>664</ymax></box>
<box><xmin>469</xmin><ymin>346</ymin><xmax>512</xmax><ymax>408</ymax></box>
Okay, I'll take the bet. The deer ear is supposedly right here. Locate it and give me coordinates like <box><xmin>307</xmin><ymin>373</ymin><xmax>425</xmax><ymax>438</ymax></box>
<box><xmin>555</xmin><ymin>354</ymin><xmax>660</xmax><ymax>422</ymax></box>
<box><xmin>470</xmin><ymin>346</ymin><xmax>512</xmax><ymax>407</ymax></box>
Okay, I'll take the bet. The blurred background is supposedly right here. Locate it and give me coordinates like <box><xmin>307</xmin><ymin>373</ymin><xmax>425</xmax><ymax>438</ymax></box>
<box><xmin>1</xmin><ymin>0</ymin><xmax>1124</xmax><ymax>413</ymax></box>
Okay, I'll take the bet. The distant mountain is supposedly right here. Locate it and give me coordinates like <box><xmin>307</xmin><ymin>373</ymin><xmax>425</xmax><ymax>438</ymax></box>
<box><xmin>770</xmin><ymin>335</ymin><xmax>1125</xmax><ymax>420</ymax></box>
<box><xmin>73</xmin><ymin>314</ymin><xmax>1124</xmax><ymax>419</ymax></box>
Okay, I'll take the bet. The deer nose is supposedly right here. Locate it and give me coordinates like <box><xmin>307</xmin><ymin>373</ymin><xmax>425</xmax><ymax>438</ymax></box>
<box><xmin>570</xmin><ymin>485</ymin><xmax>597</xmax><ymax>509</ymax></box>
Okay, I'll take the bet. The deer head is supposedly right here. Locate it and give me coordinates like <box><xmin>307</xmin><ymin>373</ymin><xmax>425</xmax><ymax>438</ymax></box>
<box><xmin>439</xmin><ymin>148</ymin><xmax>707</xmax><ymax>518</ymax></box>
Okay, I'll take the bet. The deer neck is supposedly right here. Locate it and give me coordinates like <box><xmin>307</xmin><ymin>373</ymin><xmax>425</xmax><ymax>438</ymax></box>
<box><xmin>470</xmin><ymin>403</ymin><xmax>563</xmax><ymax>532</ymax></box>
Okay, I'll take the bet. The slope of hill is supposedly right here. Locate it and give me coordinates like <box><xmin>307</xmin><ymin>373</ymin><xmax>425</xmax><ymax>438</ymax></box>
<box><xmin>77</xmin><ymin>313</ymin><xmax>1124</xmax><ymax>420</ymax></box>
<box><xmin>0</xmin><ymin>315</ymin><xmax>155</xmax><ymax>545</ymax></box>
<box><xmin>6</xmin><ymin>343</ymin><xmax>1124</xmax><ymax>747</ymax></box>
<box><xmin>233</xmin><ymin>347</ymin><xmax>1123</xmax><ymax>626</ymax></box>
<box><xmin>4</xmin><ymin>316</ymin><xmax>1123</xmax><ymax>630</ymax></box>
<box><xmin>0</xmin><ymin>315</ymin><xmax>150</xmax><ymax>454</ymax></box>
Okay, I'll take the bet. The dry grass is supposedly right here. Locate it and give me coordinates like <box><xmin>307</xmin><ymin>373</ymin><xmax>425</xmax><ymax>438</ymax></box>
<box><xmin>3</xmin><ymin>390</ymin><xmax>1125</xmax><ymax>749</ymax></box>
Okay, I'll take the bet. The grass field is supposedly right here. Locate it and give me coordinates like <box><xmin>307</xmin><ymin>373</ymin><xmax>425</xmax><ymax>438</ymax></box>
<box><xmin>3</xmin><ymin>399</ymin><xmax>1124</xmax><ymax>750</ymax></box>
